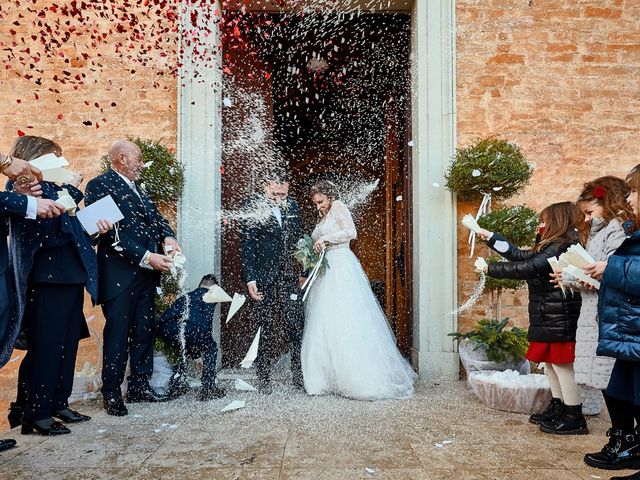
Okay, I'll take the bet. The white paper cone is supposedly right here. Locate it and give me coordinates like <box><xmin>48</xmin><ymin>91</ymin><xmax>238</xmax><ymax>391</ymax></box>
<box><xmin>202</xmin><ymin>284</ymin><xmax>233</xmax><ymax>303</ymax></box>
<box><xmin>240</xmin><ymin>327</ymin><xmax>261</xmax><ymax>369</ymax></box>
<box><xmin>220</xmin><ymin>400</ymin><xmax>246</xmax><ymax>412</ymax></box>
<box><xmin>234</xmin><ymin>379</ymin><xmax>257</xmax><ymax>392</ymax></box>
<box><xmin>56</xmin><ymin>188</ymin><xmax>77</xmax><ymax>212</ymax></box>
<box><xmin>30</xmin><ymin>153</ymin><xmax>69</xmax><ymax>170</ymax></box>
<box><xmin>461</xmin><ymin>214</ymin><xmax>482</xmax><ymax>234</ymax></box>
<box><xmin>226</xmin><ymin>293</ymin><xmax>246</xmax><ymax>323</ymax></box>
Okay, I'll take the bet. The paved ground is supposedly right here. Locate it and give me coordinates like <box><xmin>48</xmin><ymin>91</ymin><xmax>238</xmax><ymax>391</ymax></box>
<box><xmin>0</xmin><ymin>378</ymin><xmax>632</xmax><ymax>480</ymax></box>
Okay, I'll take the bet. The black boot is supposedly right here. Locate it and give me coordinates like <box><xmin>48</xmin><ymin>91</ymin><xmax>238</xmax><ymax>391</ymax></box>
<box><xmin>584</xmin><ymin>428</ymin><xmax>640</xmax><ymax>470</ymax></box>
<box><xmin>7</xmin><ymin>403</ymin><xmax>23</xmax><ymax>430</ymax></box>
<box><xmin>529</xmin><ymin>397</ymin><xmax>563</xmax><ymax>425</ymax></box>
<box><xmin>198</xmin><ymin>385</ymin><xmax>226</xmax><ymax>401</ymax></box>
<box><xmin>165</xmin><ymin>373</ymin><xmax>189</xmax><ymax>400</ymax></box>
<box><xmin>540</xmin><ymin>404</ymin><xmax>588</xmax><ymax>435</ymax></box>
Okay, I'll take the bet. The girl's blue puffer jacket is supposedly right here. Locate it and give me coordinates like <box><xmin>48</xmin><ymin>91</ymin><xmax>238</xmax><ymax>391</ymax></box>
<box><xmin>597</xmin><ymin>223</ymin><xmax>640</xmax><ymax>361</ymax></box>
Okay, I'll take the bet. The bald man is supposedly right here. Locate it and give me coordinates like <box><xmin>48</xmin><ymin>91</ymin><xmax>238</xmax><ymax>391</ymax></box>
<box><xmin>85</xmin><ymin>140</ymin><xmax>182</xmax><ymax>416</ymax></box>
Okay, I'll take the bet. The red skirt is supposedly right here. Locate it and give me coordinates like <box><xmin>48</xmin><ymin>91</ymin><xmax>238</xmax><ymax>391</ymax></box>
<box><xmin>525</xmin><ymin>341</ymin><xmax>575</xmax><ymax>364</ymax></box>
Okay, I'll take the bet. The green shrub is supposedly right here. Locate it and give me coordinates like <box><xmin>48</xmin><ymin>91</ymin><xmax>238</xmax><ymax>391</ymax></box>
<box><xmin>445</xmin><ymin>137</ymin><xmax>533</xmax><ymax>201</ymax></box>
<box><xmin>449</xmin><ymin>318</ymin><xmax>529</xmax><ymax>363</ymax></box>
<box><xmin>477</xmin><ymin>205</ymin><xmax>539</xmax><ymax>247</ymax></box>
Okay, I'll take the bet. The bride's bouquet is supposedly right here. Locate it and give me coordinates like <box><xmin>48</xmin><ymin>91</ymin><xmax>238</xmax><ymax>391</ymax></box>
<box><xmin>294</xmin><ymin>235</ymin><xmax>330</xmax><ymax>273</ymax></box>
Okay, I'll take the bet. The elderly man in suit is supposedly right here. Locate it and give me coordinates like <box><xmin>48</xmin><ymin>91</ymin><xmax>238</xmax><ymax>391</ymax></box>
<box><xmin>0</xmin><ymin>152</ymin><xmax>64</xmax><ymax>451</ymax></box>
<box><xmin>239</xmin><ymin>171</ymin><xmax>306</xmax><ymax>394</ymax></box>
<box><xmin>85</xmin><ymin>140</ymin><xmax>181</xmax><ymax>416</ymax></box>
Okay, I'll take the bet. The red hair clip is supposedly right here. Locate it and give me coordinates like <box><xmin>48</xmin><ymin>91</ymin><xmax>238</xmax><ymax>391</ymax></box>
<box><xmin>593</xmin><ymin>185</ymin><xmax>607</xmax><ymax>200</ymax></box>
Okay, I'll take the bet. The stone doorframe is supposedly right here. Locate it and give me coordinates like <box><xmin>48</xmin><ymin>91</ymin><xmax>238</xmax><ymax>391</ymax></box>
<box><xmin>176</xmin><ymin>0</ymin><xmax>458</xmax><ymax>379</ymax></box>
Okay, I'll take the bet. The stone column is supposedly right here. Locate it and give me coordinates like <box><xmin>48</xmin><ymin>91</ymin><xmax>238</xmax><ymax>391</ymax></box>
<box><xmin>411</xmin><ymin>0</ymin><xmax>459</xmax><ymax>379</ymax></box>
<box><xmin>177</xmin><ymin>1</ymin><xmax>223</xmax><ymax>345</ymax></box>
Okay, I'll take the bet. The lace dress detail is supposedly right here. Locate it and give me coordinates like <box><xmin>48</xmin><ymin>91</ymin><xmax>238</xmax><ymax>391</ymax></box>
<box><xmin>312</xmin><ymin>200</ymin><xmax>357</xmax><ymax>249</ymax></box>
<box><xmin>302</xmin><ymin>200</ymin><xmax>416</xmax><ymax>400</ymax></box>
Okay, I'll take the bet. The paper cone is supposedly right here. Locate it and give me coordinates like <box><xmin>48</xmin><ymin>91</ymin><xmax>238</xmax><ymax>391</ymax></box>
<box><xmin>220</xmin><ymin>400</ymin><xmax>246</xmax><ymax>412</ymax></box>
<box><xmin>234</xmin><ymin>378</ymin><xmax>257</xmax><ymax>392</ymax></box>
<box><xmin>30</xmin><ymin>153</ymin><xmax>69</xmax><ymax>170</ymax></box>
<box><xmin>461</xmin><ymin>214</ymin><xmax>482</xmax><ymax>234</ymax></box>
<box><xmin>240</xmin><ymin>327</ymin><xmax>261</xmax><ymax>369</ymax></box>
<box><xmin>42</xmin><ymin>167</ymin><xmax>75</xmax><ymax>184</ymax></box>
<box><xmin>56</xmin><ymin>189</ymin><xmax>77</xmax><ymax>212</ymax></box>
<box><xmin>202</xmin><ymin>284</ymin><xmax>233</xmax><ymax>303</ymax></box>
<box><xmin>226</xmin><ymin>293</ymin><xmax>246</xmax><ymax>323</ymax></box>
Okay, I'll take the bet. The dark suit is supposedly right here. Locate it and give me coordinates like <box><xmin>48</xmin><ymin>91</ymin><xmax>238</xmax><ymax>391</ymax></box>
<box><xmin>0</xmin><ymin>191</ymin><xmax>28</xmax><ymax>369</ymax></box>
<box><xmin>239</xmin><ymin>195</ymin><xmax>305</xmax><ymax>383</ymax></box>
<box><xmin>157</xmin><ymin>287</ymin><xmax>219</xmax><ymax>389</ymax></box>
<box><xmin>9</xmin><ymin>182</ymin><xmax>97</xmax><ymax>421</ymax></box>
<box><xmin>85</xmin><ymin>168</ymin><xmax>175</xmax><ymax>400</ymax></box>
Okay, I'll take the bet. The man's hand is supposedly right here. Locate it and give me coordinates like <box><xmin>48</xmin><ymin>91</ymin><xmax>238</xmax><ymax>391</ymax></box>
<box><xmin>14</xmin><ymin>180</ymin><xmax>43</xmax><ymax>198</ymax></box>
<box><xmin>2</xmin><ymin>157</ymin><xmax>43</xmax><ymax>183</ymax></box>
<box><xmin>584</xmin><ymin>261</ymin><xmax>607</xmax><ymax>281</ymax></box>
<box><xmin>96</xmin><ymin>219</ymin><xmax>113</xmax><ymax>235</ymax></box>
<box><xmin>299</xmin><ymin>277</ymin><xmax>307</xmax><ymax>288</ymax></box>
<box><xmin>36</xmin><ymin>198</ymin><xmax>65</xmax><ymax>219</ymax></box>
<box><xmin>163</xmin><ymin>237</ymin><xmax>182</xmax><ymax>256</ymax></box>
<box><xmin>248</xmin><ymin>282</ymin><xmax>264</xmax><ymax>301</ymax></box>
<box><xmin>148</xmin><ymin>253</ymin><xmax>173</xmax><ymax>272</ymax></box>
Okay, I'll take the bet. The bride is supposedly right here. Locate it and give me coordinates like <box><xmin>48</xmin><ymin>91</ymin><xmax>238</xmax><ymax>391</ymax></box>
<box><xmin>301</xmin><ymin>180</ymin><xmax>416</xmax><ymax>400</ymax></box>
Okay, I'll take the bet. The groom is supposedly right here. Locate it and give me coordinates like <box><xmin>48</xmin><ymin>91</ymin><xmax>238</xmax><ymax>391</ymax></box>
<box><xmin>239</xmin><ymin>171</ymin><xmax>305</xmax><ymax>394</ymax></box>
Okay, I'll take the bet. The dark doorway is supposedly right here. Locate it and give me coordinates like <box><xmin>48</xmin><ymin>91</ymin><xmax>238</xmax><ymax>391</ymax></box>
<box><xmin>220</xmin><ymin>11</ymin><xmax>412</xmax><ymax>366</ymax></box>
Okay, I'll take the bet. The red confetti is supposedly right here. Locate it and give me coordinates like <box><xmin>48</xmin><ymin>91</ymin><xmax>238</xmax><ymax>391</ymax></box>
<box><xmin>17</xmin><ymin>130</ymin><xmax>25</xmax><ymax>137</ymax></box>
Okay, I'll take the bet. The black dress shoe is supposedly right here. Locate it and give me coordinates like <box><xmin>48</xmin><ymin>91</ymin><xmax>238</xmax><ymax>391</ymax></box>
<box><xmin>198</xmin><ymin>385</ymin><xmax>226</xmax><ymax>401</ymax></box>
<box><xmin>53</xmin><ymin>408</ymin><xmax>91</xmax><ymax>423</ymax></box>
<box><xmin>7</xmin><ymin>403</ymin><xmax>23</xmax><ymax>430</ymax></box>
<box><xmin>0</xmin><ymin>439</ymin><xmax>17</xmax><ymax>453</ymax></box>
<box><xmin>126</xmin><ymin>387</ymin><xmax>170</xmax><ymax>403</ymax></box>
<box><xmin>103</xmin><ymin>398</ymin><xmax>128</xmax><ymax>417</ymax></box>
<box><xmin>21</xmin><ymin>417</ymin><xmax>70</xmax><ymax>436</ymax></box>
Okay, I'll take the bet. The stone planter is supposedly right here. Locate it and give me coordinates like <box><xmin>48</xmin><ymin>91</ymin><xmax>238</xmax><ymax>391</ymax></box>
<box><xmin>468</xmin><ymin>370</ymin><xmax>551</xmax><ymax>415</ymax></box>
<box><xmin>459</xmin><ymin>339</ymin><xmax>530</xmax><ymax>374</ymax></box>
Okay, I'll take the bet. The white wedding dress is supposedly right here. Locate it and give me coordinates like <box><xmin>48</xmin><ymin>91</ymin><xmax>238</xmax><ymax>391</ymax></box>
<box><xmin>301</xmin><ymin>200</ymin><xmax>417</xmax><ymax>400</ymax></box>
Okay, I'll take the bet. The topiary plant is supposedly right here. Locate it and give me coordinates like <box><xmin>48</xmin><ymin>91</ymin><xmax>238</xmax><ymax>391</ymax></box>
<box><xmin>449</xmin><ymin>318</ymin><xmax>529</xmax><ymax>363</ymax></box>
<box><xmin>100</xmin><ymin>137</ymin><xmax>184</xmax><ymax>208</ymax></box>
<box><xmin>477</xmin><ymin>204</ymin><xmax>539</xmax><ymax>320</ymax></box>
<box><xmin>477</xmin><ymin>205</ymin><xmax>539</xmax><ymax>247</ymax></box>
<box><xmin>445</xmin><ymin>137</ymin><xmax>533</xmax><ymax>201</ymax></box>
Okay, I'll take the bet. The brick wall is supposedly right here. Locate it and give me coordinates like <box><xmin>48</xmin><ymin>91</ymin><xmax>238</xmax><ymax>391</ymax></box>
<box><xmin>455</xmin><ymin>0</ymin><xmax>640</xmax><ymax>333</ymax></box>
<box><xmin>0</xmin><ymin>2</ymin><xmax>177</xmax><ymax>426</ymax></box>
<box><xmin>1</xmin><ymin>1</ymin><xmax>639</xmax><ymax>420</ymax></box>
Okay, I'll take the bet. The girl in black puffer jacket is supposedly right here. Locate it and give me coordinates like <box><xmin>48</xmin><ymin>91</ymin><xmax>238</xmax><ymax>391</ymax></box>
<box><xmin>477</xmin><ymin>201</ymin><xmax>585</xmax><ymax>435</ymax></box>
